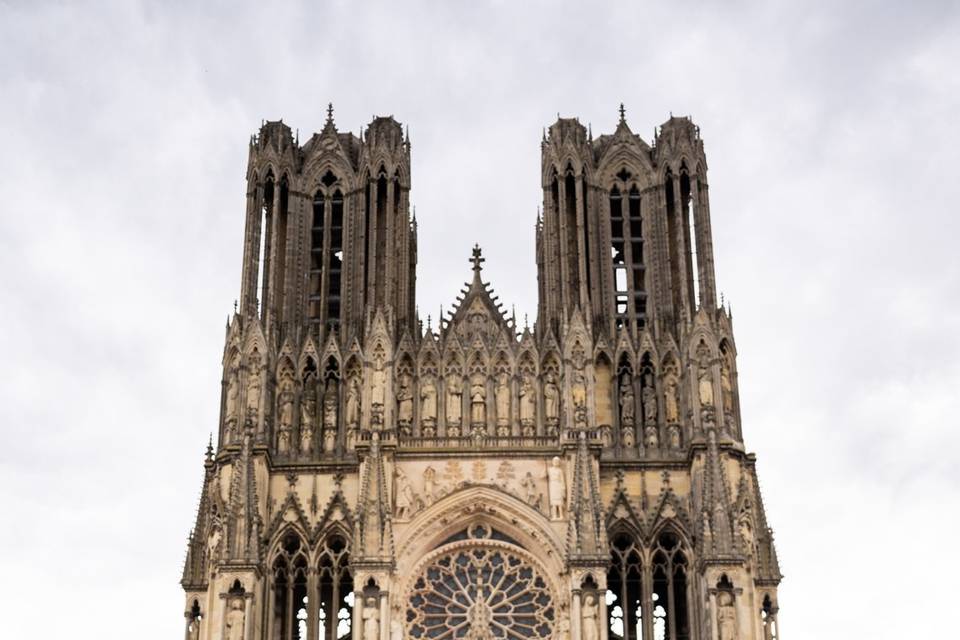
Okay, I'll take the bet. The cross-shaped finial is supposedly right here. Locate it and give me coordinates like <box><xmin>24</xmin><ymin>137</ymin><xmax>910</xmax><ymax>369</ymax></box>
<box><xmin>326</xmin><ymin>102</ymin><xmax>334</xmax><ymax>125</ymax></box>
<box><xmin>470</xmin><ymin>243</ymin><xmax>485</xmax><ymax>274</ymax></box>
<box><xmin>619</xmin><ymin>103</ymin><xmax>626</xmax><ymax>123</ymax></box>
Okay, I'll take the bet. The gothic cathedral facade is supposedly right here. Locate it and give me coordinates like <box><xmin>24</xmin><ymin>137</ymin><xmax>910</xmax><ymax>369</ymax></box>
<box><xmin>180</xmin><ymin>109</ymin><xmax>782</xmax><ymax>640</ymax></box>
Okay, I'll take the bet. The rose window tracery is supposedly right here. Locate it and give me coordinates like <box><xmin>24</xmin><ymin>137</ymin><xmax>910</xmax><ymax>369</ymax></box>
<box><xmin>407</xmin><ymin>530</ymin><xmax>554</xmax><ymax>639</ymax></box>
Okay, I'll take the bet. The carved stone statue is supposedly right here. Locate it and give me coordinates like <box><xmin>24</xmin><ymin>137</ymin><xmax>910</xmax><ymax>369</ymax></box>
<box><xmin>420</xmin><ymin>376</ymin><xmax>437</xmax><ymax>426</ymax></box>
<box><xmin>721</xmin><ymin>360</ymin><xmax>734</xmax><ymax>414</ymax></box>
<box><xmin>300</xmin><ymin>379</ymin><xmax>316</xmax><ymax>454</ymax></box>
<box><xmin>397</xmin><ymin>374</ymin><xmax>414</xmax><ymax>429</ymax></box>
<box><xmin>187</xmin><ymin>618</ymin><xmax>200</xmax><ymax>640</ymax></box>
<box><xmin>581</xmin><ymin>594</ymin><xmax>599</xmax><ymax>640</ymax></box>
<box><xmin>323</xmin><ymin>379</ymin><xmax>338</xmax><ymax>430</ymax></box>
<box><xmin>470</xmin><ymin>373</ymin><xmax>486</xmax><ymax>427</ymax></box>
<box><xmin>345</xmin><ymin>375</ymin><xmax>360</xmax><ymax>428</ymax></box>
<box><xmin>371</xmin><ymin>357</ymin><xmax>387</xmax><ymax>426</ymax></box>
<box><xmin>246</xmin><ymin>365</ymin><xmax>262</xmax><ymax>418</ymax></box>
<box><xmin>717</xmin><ymin>592</ymin><xmax>737</xmax><ymax>640</ymax></box>
<box><xmin>277</xmin><ymin>383</ymin><xmax>294</xmax><ymax>455</ymax></box>
<box><xmin>571</xmin><ymin>369</ymin><xmax>587</xmax><ymax>428</ymax></box>
<box><xmin>390</xmin><ymin>615</ymin><xmax>403</xmax><ymax>640</ymax></box>
<box><xmin>423</xmin><ymin>466</ymin><xmax>437</xmax><ymax>504</ymax></box>
<box><xmin>642</xmin><ymin>375</ymin><xmax>657</xmax><ymax>425</ymax></box>
<box><xmin>225</xmin><ymin>598</ymin><xmax>245</xmax><ymax>640</ymax></box>
<box><xmin>698</xmin><ymin>357</ymin><xmax>714</xmax><ymax>407</ymax></box>
<box><xmin>363</xmin><ymin>597</ymin><xmax>380</xmax><ymax>640</ymax></box>
<box><xmin>519</xmin><ymin>374</ymin><xmax>536</xmax><ymax>427</ymax></box>
<box><xmin>547</xmin><ymin>456</ymin><xmax>565</xmax><ymax>520</ymax></box>
<box><xmin>520</xmin><ymin>471</ymin><xmax>540</xmax><ymax>510</ymax></box>
<box><xmin>619</xmin><ymin>374</ymin><xmax>635</xmax><ymax>424</ymax></box>
<box><xmin>495</xmin><ymin>372</ymin><xmax>510</xmax><ymax>428</ymax></box>
<box><xmin>446</xmin><ymin>375</ymin><xmax>462</xmax><ymax>426</ymax></box>
<box><xmin>664</xmin><ymin>370</ymin><xmax>680</xmax><ymax>423</ymax></box>
<box><xmin>225</xmin><ymin>368</ymin><xmax>240</xmax><ymax>426</ymax></box>
<box><xmin>395</xmin><ymin>467</ymin><xmax>415</xmax><ymax>519</ymax></box>
<box><xmin>323</xmin><ymin>428</ymin><xmax>336</xmax><ymax>453</ymax></box>
<box><xmin>206</xmin><ymin>524</ymin><xmax>222</xmax><ymax>560</ymax></box>
<box><xmin>543</xmin><ymin>374</ymin><xmax>559</xmax><ymax>425</ymax></box>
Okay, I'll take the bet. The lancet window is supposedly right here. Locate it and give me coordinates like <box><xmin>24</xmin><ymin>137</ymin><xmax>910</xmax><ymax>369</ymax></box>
<box><xmin>270</xmin><ymin>532</ymin><xmax>310</xmax><ymax>640</ymax></box>
<box><xmin>309</xmin><ymin>171</ymin><xmax>344</xmax><ymax>333</ymax></box>
<box><xmin>609</xmin><ymin>169</ymin><xmax>646</xmax><ymax>330</ymax></box>
<box><xmin>317</xmin><ymin>534</ymin><xmax>353</xmax><ymax>640</ymax></box>
<box><xmin>606</xmin><ymin>531</ymin><xmax>691</xmax><ymax>640</ymax></box>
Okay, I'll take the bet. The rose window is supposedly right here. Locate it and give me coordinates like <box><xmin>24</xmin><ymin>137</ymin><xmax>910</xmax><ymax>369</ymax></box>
<box><xmin>407</xmin><ymin>540</ymin><xmax>554</xmax><ymax>639</ymax></box>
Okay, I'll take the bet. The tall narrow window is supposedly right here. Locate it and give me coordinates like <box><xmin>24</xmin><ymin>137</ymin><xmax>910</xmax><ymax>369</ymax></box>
<box><xmin>651</xmin><ymin>532</ymin><xmax>690</xmax><ymax>640</ymax></box>
<box><xmin>317</xmin><ymin>534</ymin><xmax>352</xmax><ymax>640</ymax></box>
<box><xmin>274</xmin><ymin>177</ymin><xmax>289</xmax><ymax>323</ymax></box>
<box><xmin>258</xmin><ymin>176</ymin><xmax>275</xmax><ymax>317</ymax></box>
<box><xmin>271</xmin><ymin>532</ymin><xmax>309</xmax><ymax>640</ymax></box>
<box><xmin>665</xmin><ymin>172</ymin><xmax>683</xmax><ymax>320</ymax></box>
<box><xmin>375</xmin><ymin>171</ymin><xmax>387</xmax><ymax>305</ymax></box>
<box><xmin>608</xmin><ymin>533</ymin><xmax>644</xmax><ymax>640</ymax></box>
<box><xmin>627</xmin><ymin>185</ymin><xmax>646</xmax><ymax>326</ymax></box>
<box><xmin>582</xmin><ymin>175</ymin><xmax>591</xmax><ymax>295</ymax></box>
<box><xmin>680</xmin><ymin>171</ymin><xmax>699</xmax><ymax>309</ymax></box>
<box><xmin>610</xmin><ymin>186</ymin><xmax>627</xmax><ymax>329</ymax></box>
<box><xmin>327</xmin><ymin>190</ymin><xmax>343</xmax><ymax>328</ymax></box>
<box><xmin>363</xmin><ymin>180</ymin><xmax>372</xmax><ymax>306</ymax></box>
<box><xmin>309</xmin><ymin>191</ymin><xmax>325</xmax><ymax>325</ymax></box>
<box><xmin>565</xmin><ymin>169</ymin><xmax>580</xmax><ymax>304</ymax></box>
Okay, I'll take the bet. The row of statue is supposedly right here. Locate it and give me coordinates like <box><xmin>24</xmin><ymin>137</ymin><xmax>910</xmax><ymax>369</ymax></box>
<box><xmin>222</xmin><ymin>346</ymin><xmax>737</xmax><ymax>449</ymax></box>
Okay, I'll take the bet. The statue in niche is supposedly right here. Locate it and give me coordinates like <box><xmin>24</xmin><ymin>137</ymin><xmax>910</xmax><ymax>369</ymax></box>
<box><xmin>206</xmin><ymin>523</ymin><xmax>222</xmax><ymax>560</ymax></box>
<box><xmin>668</xmin><ymin>424</ymin><xmax>681</xmax><ymax>449</ymax></box>
<box><xmin>543</xmin><ymin>373</ymin><xmax>559</xmax><ymax>426</ymax></box>
<box><xmin>520</xmin><ymin>471</ymin><xmax>541</xmax><ymax>510</ymax></box>
<box><xmin>581</xmin><ymin>594</ymin><xmax>599</xmax><ymax>640</ymax></box>
<box><xmin>547</xmin><ymin>456</ymin><xmax>565</xmax><ymax>520</ymax></box>
<box><xmin>495</xmin><ymin>372</ymin><xmax>511</xmax><ymax>430</ymax></box>
<box><xmin>721</xmin><ymin>360</ymin><xmax>734</xmax><ymax>415</ymax></box>
<box><xmin>390</xmin><ymin>614</ymin><xmax>403</xmax><ymax>640</ymax></box>
<box><xmin>322</xmin><ymin>379</ymin><xmax>338</xmax><ymax>430</ymax></box>
<box><xmin>642</xmin><ymin>374</ymin><xmax>657</xmax><ymax>425</ymax></box>
<box><xmin>394</xmin><ymin>467</ymin><xmax>415</xmax><ymax>519</ymax></box>
<box><xmin>423</xmin><ymin>466</ymin><xmax>438</xmax><ymax>504</ymax></box>
<box><xmin>277</xmin><ymin>381</ymin><xmax>294</xmax><ymax>455</ymax></box>
<box><xmin>446</xmin><ymin>374</ymin><xmax>462</xmax><ymax>427</ymax></box>
<box><xmin>618</xmin><ymin>374</ymin><xmax>635</xmax><ymax>425</ymax></box>
<box><xmin>345</xmin><ymin>374</ymin><xmax>360</xmax><ymax>428</ymax></box>
<box><xmin>739</xmin><ymin>516</ymin><xmax>754</xmax><ymax>546</ymax></box>
<box><xmin>225</xmin><ymin>367</ymin><xmax>240</xmax><ymax>428</ymax></box>
<box><xmin>300</xmin><ymin>377</ymin><xmax>317</xmax><ymax>454</ymax></box>
<box><xmin>225</xmin><ymin>598</ymin><xmax>245</xmax><ymax>640</ymax></box>
<box><xmin>519</xmin><ymin>374</ymin><xmax>536</xmax><ymax>428</ymax></box>
<box><xmin>371</xmin><ymin>355</ymin><xmax>386</xmax><ymax>427</ymax></box>
<box><xmin>697</xmin><ymin>348</ymin><xmax>714</xmax><ymax>407</ymax></box>
<box><xmin>644</xmin><ymin>425</ymin><xmax>659</xmax><ymax>448</ymax></box>
<box><xmin>470</xmin><ymin>373</ymin><xmax>486</xmax><ymax>427</ymax></box>
<box><xmin>246</xmin><ymin>364</ymin><xmax>262</xmax><ymax>419</ymax></box>
<box><xmin>717</xmin><ymin>592</ymin><xmax>737</xmax><ymax>640</ymax></box>
<box><xmin>571</xmin><ymin>370</ymin><xmax>587</xmax><ymax>427</ymax></box>
<box><xmin>420</xmin><ymin>376</ymin><xmax>437</xmax><ymax>427</ymax></box>
<box><xmin>363</xmin><ymin>597</ymin><xmax>380</xmax><ymax>640</ymax></box>
<box><xmin>664</xmin><ymin>369</ymin><xmax>680</xmax><ymax>424</ymax></box>
<box><xmin>187</xmin><ymin>618</ymin><xmax>200</xmax><ymax>640</ymax></box>
<box><xmin>396</xmin><ymin>374</ymin><xmax>414</xmax><ymax>433</ymax></box>
<box><xmin>323</xmin><ymin>428</ymin><xmax>336</xmax><ymax>454</ymax></box>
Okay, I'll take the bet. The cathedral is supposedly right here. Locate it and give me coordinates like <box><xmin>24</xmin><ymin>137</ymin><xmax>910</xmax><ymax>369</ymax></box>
<box><xmin>180</xmin><ymin>107</ymin><xmax>783</xmax><ymax>640</ymax></box>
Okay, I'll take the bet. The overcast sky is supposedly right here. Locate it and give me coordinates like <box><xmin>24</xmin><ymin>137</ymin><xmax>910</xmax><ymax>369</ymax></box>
<box><xmin>1</xmin><ymin>0</ymin><xmax>958</xmax><ymax>637</ymax></box>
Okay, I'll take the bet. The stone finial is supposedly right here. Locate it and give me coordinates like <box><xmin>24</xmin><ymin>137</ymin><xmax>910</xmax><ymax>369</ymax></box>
<box><xmin>470</xmin><ymin>244</ymin><xmax>485</xmax><ymax>275</ymax></box>
<box><xmin>619</xmin><ymin>103</ymin><xmax>626</xmax><ymax>124</ymax></box>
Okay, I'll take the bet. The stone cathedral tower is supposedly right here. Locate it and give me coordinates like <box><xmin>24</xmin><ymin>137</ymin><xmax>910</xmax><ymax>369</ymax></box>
<box><xmin>180</xmin><ymin>108</ymin><xmax>782</xmax><ymax>640</ymax></box>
